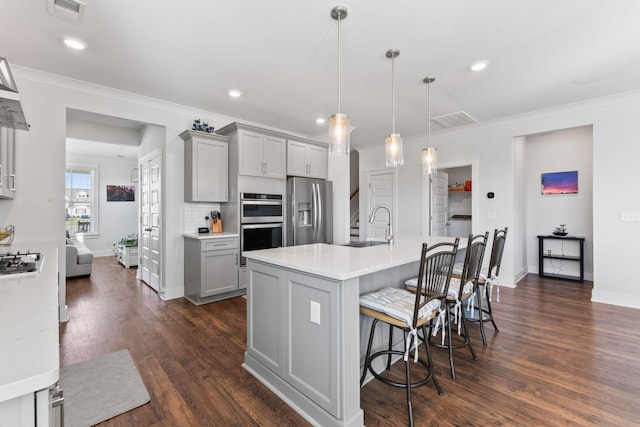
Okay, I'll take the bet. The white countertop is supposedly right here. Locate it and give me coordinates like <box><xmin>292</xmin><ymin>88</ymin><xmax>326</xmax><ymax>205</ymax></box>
<box><xmin>182</xmin><ymin>232</ymin><xmax>239</xmax><ymax>240</ymax></box>
<box><xmin>0</xmin><ymin>242</ymin><xmax>59</xmax><ymax>402</ymax></box>
<box><xmin>244</xmin><ymin>235</ymin><xmax>466</xmax><ymax>281</ymax></box>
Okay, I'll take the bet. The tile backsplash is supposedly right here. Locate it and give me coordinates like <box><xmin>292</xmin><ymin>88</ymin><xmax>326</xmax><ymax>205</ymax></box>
<box><xmin>184</xmin><ymin>203</ymin><xmax>221</xmax><ymax>233</ymax></box>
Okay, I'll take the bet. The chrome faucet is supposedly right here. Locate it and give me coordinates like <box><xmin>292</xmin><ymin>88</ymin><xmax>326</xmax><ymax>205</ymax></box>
<box><xmin>369</xmin><ymin>204</ymin><xmax>394</xmax><ymax>245</ymax></box>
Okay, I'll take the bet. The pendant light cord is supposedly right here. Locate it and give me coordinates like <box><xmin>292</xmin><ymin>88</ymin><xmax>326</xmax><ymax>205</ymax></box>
<box><xmin>337</xmin><ymin>13</ymin><xmax>341</xmax><ymax>114</ymax></box>
<box><xmin>427</xmin><ymin>79</ymin><xmax>431</xmax><ymax>147</ymax></box>
<box><xmin>391</xmin><ymin>54</ymin><xmax>395</xmax><ymax>134</ymax></box>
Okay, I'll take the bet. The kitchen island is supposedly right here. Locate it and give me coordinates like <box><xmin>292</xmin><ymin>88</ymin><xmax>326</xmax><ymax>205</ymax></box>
<box><xmin>243</xmin><ymin>235</ymin><xmax>464</xmax><ymax>427</ymax></box>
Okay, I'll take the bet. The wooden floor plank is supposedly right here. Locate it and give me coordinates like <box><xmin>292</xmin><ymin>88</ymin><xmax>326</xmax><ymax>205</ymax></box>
<box><xmin>61</xmin><ymin>257</ymin><xmax>640</xmax><ymax>426</ymax></box>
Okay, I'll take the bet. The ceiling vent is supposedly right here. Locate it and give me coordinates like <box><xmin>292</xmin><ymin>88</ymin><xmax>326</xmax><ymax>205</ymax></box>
<box><xmin>431</xmin><ymin>111</ymin><xmax>477</xmax><ymax>129</ymax></box>
<box><xmin>47</xmin><ymin>0</ymin><xmax>86</xmax><ymax>23</ymax></box>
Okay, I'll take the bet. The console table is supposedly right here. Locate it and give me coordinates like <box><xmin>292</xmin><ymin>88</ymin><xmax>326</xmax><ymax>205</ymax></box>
<box><xmin>537</xmin><ymin>235</ymin><xmax>585</xmax><ymax>282</ymax></box>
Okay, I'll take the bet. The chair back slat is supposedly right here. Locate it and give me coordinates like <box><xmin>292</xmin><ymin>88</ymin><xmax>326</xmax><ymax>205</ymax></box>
<box><xmin>489</xmin><ymin>228</ymin><xmax>508</xmax><ymax>277</ymax></box>
<box><xmin>412</xmin><ymin>239</ymin><xmax>459</xmax><ymax>328</ymax></box>
<box><xmin>458</xmin><ymin>232</ymin><xmax>489</xmax><ymax>294</ymax></box>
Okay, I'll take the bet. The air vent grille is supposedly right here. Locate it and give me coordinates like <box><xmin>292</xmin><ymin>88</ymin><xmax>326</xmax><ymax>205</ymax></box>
<box><xmin>48</xmin><ymin>0</ymin><xmax>86</xmax><ymax>22</ymax></box>
<box><xmin>431</xmin><ymin>111</ymin><xmax>477</xmax><ymax>128</ymax></box>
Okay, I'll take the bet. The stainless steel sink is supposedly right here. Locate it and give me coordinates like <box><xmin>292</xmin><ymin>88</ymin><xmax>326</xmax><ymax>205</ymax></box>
<box><xmin>343</xmin><ymin>241</ymin><xmax>388</xmax><ymax>248</ymax></box>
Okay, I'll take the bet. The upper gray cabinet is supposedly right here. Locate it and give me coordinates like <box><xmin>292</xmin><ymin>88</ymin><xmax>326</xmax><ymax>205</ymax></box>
<box><xmin>0</xmin><ymin>126</ymin><xmax>16</xmax><ymax>200</ymax></box>
<box><xmin>217</xmin><ymin>122</ymin><xmax>287</xmax><ymax>180</ymax></box>
<box><xmin>180</xmin><ymin>130</ymin><xmax>229</xmax><ymax>202</ymax></box>
<box><xmin>287</xmin><ymin>139</ymin><xmax>328</xmax><ymax>179</ymax></box>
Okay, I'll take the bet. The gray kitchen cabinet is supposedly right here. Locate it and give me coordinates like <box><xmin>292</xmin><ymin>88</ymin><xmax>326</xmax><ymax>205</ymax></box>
<box><xmin>184</xmin><ymin>236</ymin><xmax>241</xmax><ymax>304</ymax></box>
<box><xmin>238</xmin><ymin>130</ymin><xmax>285</xmax><ymax>179</ymax></box>
<box><xmin>216</xmin><ymin>123</ymin><xmax>286</xmax><ymax>179</ymax></box>
<box><xmin>180</xmin><ymin>130</ymin><xmax>229</xmax><ymax>202</ymax></box>
<box><xmin>246</xmin><ymin>260</ymin><xmax>341</xmax><ymax>417</ymax></box>
<box><xmin>0</xmin><ymin>126</ymin><xmax>16</xmax><ymax>199</ymax></box>
<box><xmin>287</xmin><ymin>139</ymin><xmax>328</xmax><ymax>179</ymax></box>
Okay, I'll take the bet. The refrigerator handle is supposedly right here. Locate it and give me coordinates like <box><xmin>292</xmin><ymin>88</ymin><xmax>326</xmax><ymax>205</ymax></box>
<box><xmin>312</xmin><ymin>182</ymin><xmax>318</xmax><ymax>240</ymax></box>
<box><xmin>317</xmin><ymin>182</ymin><xmax>323</xmax><ymax>240</ymax></box>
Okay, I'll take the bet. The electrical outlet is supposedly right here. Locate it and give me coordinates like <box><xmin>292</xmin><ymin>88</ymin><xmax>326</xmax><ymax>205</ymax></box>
<box><xmin>310</xmin><ymin>301</ymin><xmax>321</xmax><ymax>325</ymax></box>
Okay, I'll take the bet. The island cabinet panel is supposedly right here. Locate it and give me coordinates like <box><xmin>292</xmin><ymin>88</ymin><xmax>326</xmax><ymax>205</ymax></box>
<box><xmin>247</xmin><ymin>262</ymin><xmax>284</xmax><ymax>375</ymax></box>
<box><xmin>246</xmin><ymin>260</ymin><xmax>363</xmax><ymax>426</ymax></box>
<box><xmin>284</xmin><ymin>270</ymin><xmax>340</xmax><ymax>416</ymax></box>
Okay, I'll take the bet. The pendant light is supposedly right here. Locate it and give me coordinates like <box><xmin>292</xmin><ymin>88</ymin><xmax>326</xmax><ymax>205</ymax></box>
<box><xmin>422</xmin><ymin>77</ymin><xmax>437</xmax><ymax>175</ymax></box>
<box><xmin>385</xmin><ymin>49</ymin><xmax>403</xmax><ymax>167</ymax></box>
<box><xmin>329</xmin><ymin>6</ymin><xmax>349</xmax><ymax>156</ymax></box>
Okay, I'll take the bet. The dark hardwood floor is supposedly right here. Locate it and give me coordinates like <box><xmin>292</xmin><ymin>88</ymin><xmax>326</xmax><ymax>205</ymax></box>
<box><xmin>61</xmin><ymin>257</ymin><xmax>640</xmax><ymax>426</ymax></box>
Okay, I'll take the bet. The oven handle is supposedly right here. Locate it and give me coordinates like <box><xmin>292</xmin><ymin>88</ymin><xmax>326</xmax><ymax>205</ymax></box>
<box><xmin>241</xmin><ymin>223</ymin><xmax>283</xmax><ymax>229</ymax></box>
<box><xmin>241</xmin><ymin>200</ymin><xmax>284</xmax><ymax>206</ymax></box>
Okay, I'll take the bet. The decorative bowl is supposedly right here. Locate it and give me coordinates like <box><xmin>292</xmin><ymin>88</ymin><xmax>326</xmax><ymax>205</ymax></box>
<box><xmin>553</xmin><ymin>231</ymin><xmax>568</xmax><ymax>236</ymax></box>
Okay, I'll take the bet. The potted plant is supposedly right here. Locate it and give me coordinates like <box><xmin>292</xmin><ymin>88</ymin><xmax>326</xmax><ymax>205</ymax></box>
<box><xmin>113</xmin><ymin>233</ymin><xmax>138</xmax><ymax>255</ymax></box>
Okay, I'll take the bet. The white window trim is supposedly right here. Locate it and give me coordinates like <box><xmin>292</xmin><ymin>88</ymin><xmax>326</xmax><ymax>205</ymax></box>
<box><xmin>66</xmin><ymin>162</ymin><xmax>100</xmax><ymax>237</ymax></box>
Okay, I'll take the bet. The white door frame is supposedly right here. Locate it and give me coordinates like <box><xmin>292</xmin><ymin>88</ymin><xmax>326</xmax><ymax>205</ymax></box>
<box><xmin>364</xmin><ymin>168</ymin><xmax>398</xmax><ymax>240</ymax></box>
<box><xmin>422</xmin><ymin>159</ymin><xmax>479</xmax><ymax>235</ymax></box>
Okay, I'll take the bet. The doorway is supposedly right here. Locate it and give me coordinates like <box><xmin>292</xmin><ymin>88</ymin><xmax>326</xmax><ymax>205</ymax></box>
<box><xmin>64</xmin><ymin>109</ymin><xmax>163</xmax><ymax>291</ymax></box>
<box><xmin>365</xmin><ymin>169</ymin><xmax>397</xmax><ymax>239</ymax></box>
<box><xmin>422</xmin><ymin>160</ymin><xmax>478</xmax><ymax>237</ymax></box>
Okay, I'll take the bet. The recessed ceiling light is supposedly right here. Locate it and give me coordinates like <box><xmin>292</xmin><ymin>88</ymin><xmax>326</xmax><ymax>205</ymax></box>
<box><xmin>64</xmin><ymin>37</ymin><xmax>87</xmax><ymax>50</ymax></box>
<box><xmin>228</xmin><ymin>89</ymin><xmax>242</xmax><ymax>98</ymax></box>
<box><xmin>470</xmin><ymin>60</ymin><xmax>489</xmax><ymax>72</ymax></box>
<box><xmin>316</xmin><ymin>118</ymin><xmax>326</xmax><ymax>124</ymax></box>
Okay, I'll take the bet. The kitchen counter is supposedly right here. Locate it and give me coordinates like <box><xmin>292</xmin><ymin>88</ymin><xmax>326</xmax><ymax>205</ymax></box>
<box><xmin>243</xmin><ymin>235</ymin><xmax>465</xmax><ymax>427</ymax></box>
<box><xmin>0</xmin><ymin>242</ymin><xmax>59</xmax><ymax>403</ymax></box>
<box><xmin>182</xmin><ymin>232</ymin><xmax>239</xmax><ymax>240</ymax></box>
<box><xmin>245</xmin><ymin>235</ymin><xmax>462</xmax><ymax>281</ymax></box>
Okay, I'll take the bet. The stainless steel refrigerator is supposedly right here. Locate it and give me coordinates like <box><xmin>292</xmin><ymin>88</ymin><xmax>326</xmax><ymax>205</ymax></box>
<box><xmin>286</xmin><ymin>177</ymin><xmax>333</xmax><ymax>246</ymax></box>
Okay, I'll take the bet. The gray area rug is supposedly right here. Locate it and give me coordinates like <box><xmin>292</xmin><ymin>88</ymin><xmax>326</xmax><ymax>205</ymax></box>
<box><xmin>59</xmin><ymin>349</ymin><xmax>150</xmax><ymax>427</ymax></box>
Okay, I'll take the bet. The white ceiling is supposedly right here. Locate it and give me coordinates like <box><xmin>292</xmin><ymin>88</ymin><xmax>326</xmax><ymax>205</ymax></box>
<box><xmin>3</xmin><ymin>0</ymin><xmax>640</xmax><ymax>152</ymax></box>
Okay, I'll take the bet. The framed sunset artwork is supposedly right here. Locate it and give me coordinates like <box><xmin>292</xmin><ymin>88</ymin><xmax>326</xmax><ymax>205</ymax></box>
<box><xmin>541</xmin><ymin>170</ymin><xmax>578</xmax><ymax>195</ymax></box>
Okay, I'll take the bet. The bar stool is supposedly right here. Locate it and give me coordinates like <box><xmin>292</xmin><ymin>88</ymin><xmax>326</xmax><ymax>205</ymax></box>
<box><xmin>465</xmin><ymin>227</ymin><xmax>507</xmax><ymax>345</ymax></box>
<box><xmin>359</xmin><ymin>239</ymin><xmax>459</xmax><ymax>427</ymax></box>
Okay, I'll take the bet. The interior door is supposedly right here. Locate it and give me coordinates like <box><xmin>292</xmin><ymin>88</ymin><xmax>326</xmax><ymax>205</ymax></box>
<box><xmin>367</xmin><ymin>171</ymin><xmax>394</xmax><ymax>239</ymax></box>
<box><xmin>140</xmin><ymin>153</ymin><xmax>161</xmax><ymax>291</ymax></box>
<box><xmin>430</xmin><ymin>171</ymin><xmax>448</xmax><ymax>236</ymax></box>
<box><xmin>149</xmin><ymin>156</ymin><xmax>161</xmax><ymax>291</ymax></box>
<box><xmin>140</xmin><ymin>161</ymin><xmax>151</xmax><ymax>285</ymax></box>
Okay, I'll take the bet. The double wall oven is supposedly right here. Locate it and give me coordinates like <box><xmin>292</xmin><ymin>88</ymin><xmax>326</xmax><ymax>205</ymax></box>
<box><xmin>240</xmin><ymin>193</ymin><xmax>284</xmax><ymax>265</ymax></box>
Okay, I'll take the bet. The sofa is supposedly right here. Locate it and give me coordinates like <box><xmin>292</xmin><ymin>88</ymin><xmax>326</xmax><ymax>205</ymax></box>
<box><xmin>66</xmin><ymin>237</ymin><xmax>94</xmax><ymax>277</ymax></box>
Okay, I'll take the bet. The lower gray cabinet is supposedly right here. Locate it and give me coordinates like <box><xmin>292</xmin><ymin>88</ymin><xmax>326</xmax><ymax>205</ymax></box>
<box><xmin>184</xmin><ymin>237</ymin><xmax>241</xmax><ymax>304</ymax></box>
<box><xmin>246</xmin><ymin>260</ymin><xmax>340</xmax><ymax>417</ymax></box>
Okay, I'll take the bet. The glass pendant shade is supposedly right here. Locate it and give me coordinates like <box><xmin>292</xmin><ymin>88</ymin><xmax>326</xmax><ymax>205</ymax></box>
<box><xmin>422</xmin><ymin>147</ymin><xmax>437</xmax><ymax>175</ymax></box>
<box><xmin>329</xmin><ymin>112</ymin><xmax>349</xmax><ymax>156</ymax></box>
<box><xmin>421</xmin><ymin>76</ymin><xmax>437</xmax><ymax>174</ymax></box>
<box><xmin>385</xmin><ymin>133</ymin><xmax>404</xmax><ymax>167</ymax></box>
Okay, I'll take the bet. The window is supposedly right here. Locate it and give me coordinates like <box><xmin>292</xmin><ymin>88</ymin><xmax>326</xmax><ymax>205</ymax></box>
<box><xmin>65</xmin><ymin>164</ymin><xmax>99</xmax><ymax>235</ymax></box>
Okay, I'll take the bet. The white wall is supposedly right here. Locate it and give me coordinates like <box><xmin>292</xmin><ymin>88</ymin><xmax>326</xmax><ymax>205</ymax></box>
<box><xmin>66</xmin><ymin>153</ymin><xmax>139</xmax><ymax>257</ymax></box>
<box><xmin>7</xmin><ymin>66</ymin><xmax>238</xmax><ymax>318</ymax></box>
<box><xmin>358</xmin><ymin>90</ymin><xmax>640</xmax><ymax>309</ymax></box>
<box><xmin>67</xmin><ymin>118</ymin><xmax>141</xmax><ymax>146</ymax></box>
<box><xmin>525</xmin><ymin>126</ymin><xmax>593</xmax><ymax>279</ymax></box>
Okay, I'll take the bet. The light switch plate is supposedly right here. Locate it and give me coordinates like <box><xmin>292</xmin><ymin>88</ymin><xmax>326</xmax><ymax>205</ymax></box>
<box><xmin>310</xmin><ymin>301</ymin><xmax>321</xmax><ymax>325</ymax></box>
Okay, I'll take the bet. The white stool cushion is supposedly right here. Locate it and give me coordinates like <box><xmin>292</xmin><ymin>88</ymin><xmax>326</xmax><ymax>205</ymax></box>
<box><xmin>360</xmin><ymin>287</ymin><xmax>441</xmax><ymax>327</ymax></box>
